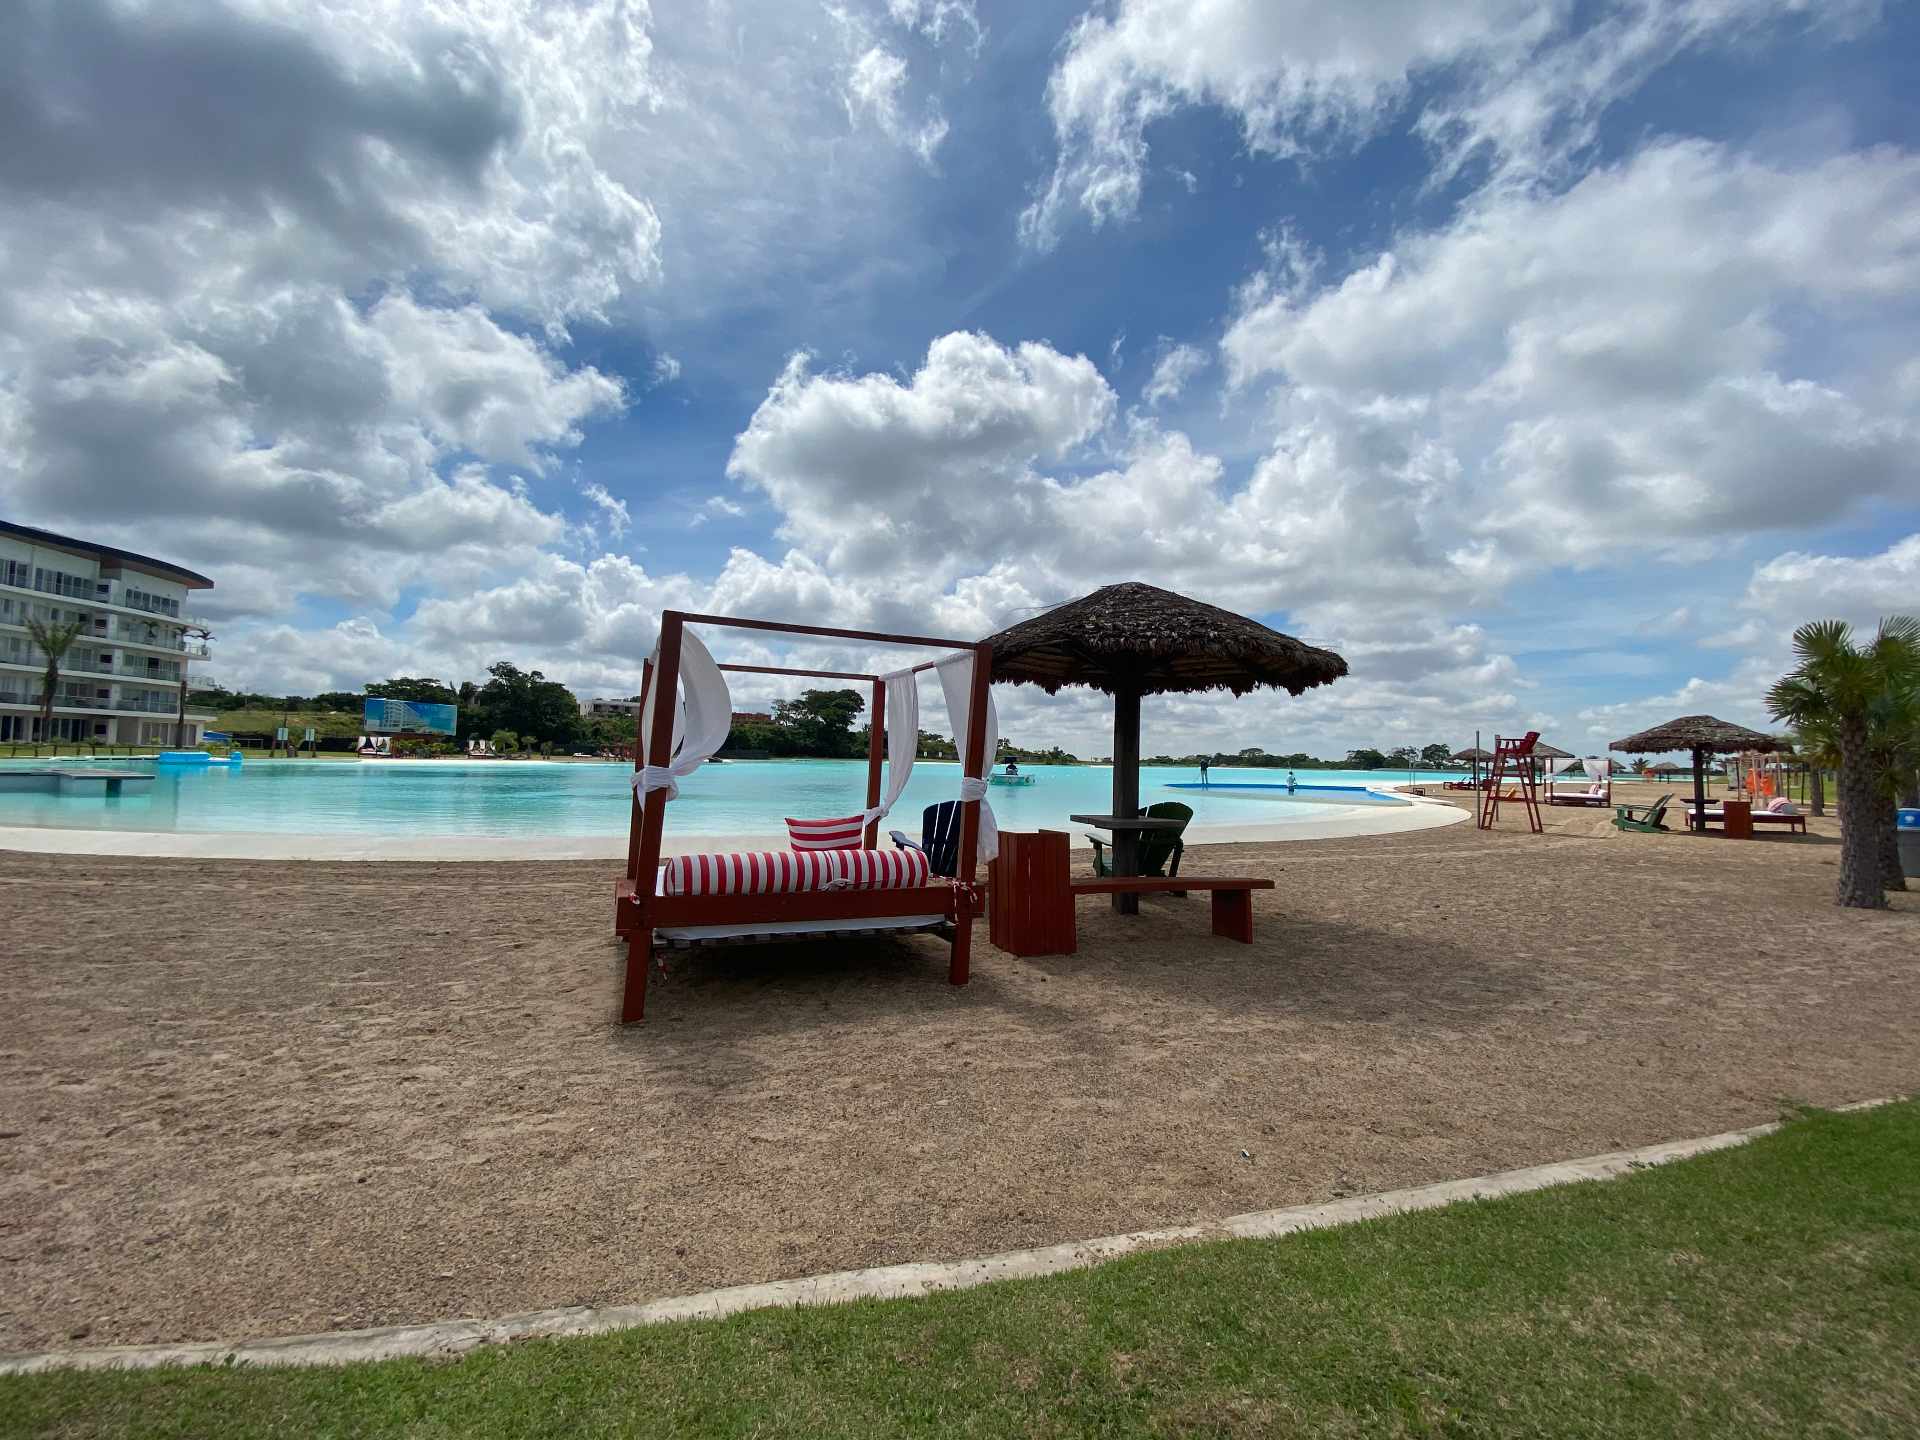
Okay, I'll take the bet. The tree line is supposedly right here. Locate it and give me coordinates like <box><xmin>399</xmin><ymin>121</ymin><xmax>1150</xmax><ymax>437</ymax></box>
<box><xmin>190</xmin><ymin>665</ymin><xmax>633</xmax><ymax>754</ymax></box>
<box><xmin>1145</xmin><ymin>744</ymin><xmax>1462</xmax><ymax>770</ymax></box>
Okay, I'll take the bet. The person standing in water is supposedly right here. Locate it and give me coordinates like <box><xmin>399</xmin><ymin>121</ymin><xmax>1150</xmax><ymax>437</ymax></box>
<box><xmin>1286</xmin><ymin>769</ymin><xmax>1297</xmax><ymax>792</ymax></box>
<box><xmin>1199</xmin><ymin>757</ymin><xmax>1210</xmax><ymax>786</ymax></box>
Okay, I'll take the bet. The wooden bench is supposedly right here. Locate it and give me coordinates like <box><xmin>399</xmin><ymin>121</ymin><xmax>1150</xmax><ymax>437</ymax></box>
<box><xmin>1070</xmin><ymin>875</ymin><xmax>1276</xmax><ymax>944</ymax></box>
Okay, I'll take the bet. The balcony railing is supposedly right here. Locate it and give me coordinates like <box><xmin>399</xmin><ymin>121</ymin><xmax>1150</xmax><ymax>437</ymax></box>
<box><xmin>119</xmin><ymin>591</ymin><xmax>183</xmax><ymax>618</ymax></box>
<box><xmin>116</xmin><ymin>693</ymin><xmax>183</xmax><ymax>714</ymax></box>
<box><xmin>108</xmin><ymin>623</ymin><xmax>209</xmax><ymax>657</ymax></box>
<box><xmin>0</xmin><ymin>690</ymin><xmax>112</xmax><ymax>711</ymax></box>
<box><xmin>0</xmin><ymin>654</ymin><xmax>150</xmax><ymax>683</ymax></box>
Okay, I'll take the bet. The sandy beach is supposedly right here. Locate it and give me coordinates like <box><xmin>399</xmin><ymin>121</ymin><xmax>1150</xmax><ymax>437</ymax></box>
<box><xmin>3</xmin><ymin>784</ymin><xmax>1916</xmax><ymax>1355</ymax></box>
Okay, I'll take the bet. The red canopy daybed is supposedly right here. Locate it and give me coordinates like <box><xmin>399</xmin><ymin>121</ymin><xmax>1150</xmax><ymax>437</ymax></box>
<box><xmin>614</xmin><ymin>608</ymin><xmax>996</xmax><ymax>1023</ymax></box>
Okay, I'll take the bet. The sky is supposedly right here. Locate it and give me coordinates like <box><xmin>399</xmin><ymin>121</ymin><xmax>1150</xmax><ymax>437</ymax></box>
<box><xmin>2</xmin><ymin>0</ymin><xmax>1917</xmax><ymax>760</ymax></box>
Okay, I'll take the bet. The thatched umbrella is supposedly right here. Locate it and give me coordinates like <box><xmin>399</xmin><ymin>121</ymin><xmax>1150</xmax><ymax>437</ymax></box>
<box><xmin>1611</xmin><ymin>715</ymin><xmax>1784</xmax><ymax>833</ymax></box>
<box><xmin>1451</xmin><ymin>745</ymin><xmax>1492</xmax><ymax>788</ymax></box>
<box><xmin>985</xmin><ymin>582</ymin><xmax>1347</xmax><ymax>911</ymax></box>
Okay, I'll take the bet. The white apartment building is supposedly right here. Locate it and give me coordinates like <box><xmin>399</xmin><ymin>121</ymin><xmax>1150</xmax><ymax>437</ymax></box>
<box><xmin>1</xmin><ymin>520</ymin><xmax>216</xmax><ymax>746</ymax></box>
<box><xmin>580</xmin><ymin>696</ymin><xmax>640</xmax><ymax>720</ymax></box>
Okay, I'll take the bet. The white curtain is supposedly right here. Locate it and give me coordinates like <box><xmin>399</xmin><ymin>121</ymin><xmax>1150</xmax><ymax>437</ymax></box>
<box><xmin>633</xmin><ymin>630</ymin><xmax>732</xmax><ymax>801</ymax></box>
<box><xmin>1583</xmin><ymin>756</ymin><xmax>1610</xmax><ymax>782</ymax></box>
<box><xmin>860</xmin><ymin>668</ymin><xmax>921</xmax><ymax>827</ymax></box>
<box><xmin>935</xmin><ymin>652</ymin><xmax>999</xmax><ymax>865</ymax></box>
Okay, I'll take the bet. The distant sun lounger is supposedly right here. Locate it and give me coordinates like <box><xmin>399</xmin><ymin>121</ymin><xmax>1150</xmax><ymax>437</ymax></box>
<box><xmin>1682</xmin><ymin>798</ymin><xmax>1809</xmax><ymax>834</ymax></box>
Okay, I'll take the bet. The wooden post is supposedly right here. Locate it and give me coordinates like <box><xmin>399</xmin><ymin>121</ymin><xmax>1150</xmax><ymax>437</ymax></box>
<box><xmin>1111</xmin><ymin>686</ymin><xmax>1141</xmax><ymax>915</ymax></box>
<box><xmin>949</xmin><ymin>643</ymin><xmax>992</xmax><ymax>987</ymax></box>
<box><xmin>863</xmin><ymin>677</ymin><xmax>886</xmax><ymax>849</ymax></box>
<box><xmin>1210</xmin><ymin>888</ymin><xmax>1254</xmax><ymax>943</ymax></box>
<box><xmin>624</xmin><ymin>618</ymin><xmax>683</xmax><ymax>1023</ymax></box>
<box><xmin>1692</xmin><ymin>746</ymin><xmax>1709</xmax><ymax>834</ymax></box>
<box><xmin>624</xmin><ymin>659</ymin><xmax>653</xmax><ymax>891</ymax></box>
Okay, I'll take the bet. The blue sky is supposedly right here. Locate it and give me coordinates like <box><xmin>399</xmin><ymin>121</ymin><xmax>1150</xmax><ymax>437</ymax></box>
<box><xmin>3</xmin><ymin>0</ymin><xmax>1917</xmax><ymax>757</ymax></box>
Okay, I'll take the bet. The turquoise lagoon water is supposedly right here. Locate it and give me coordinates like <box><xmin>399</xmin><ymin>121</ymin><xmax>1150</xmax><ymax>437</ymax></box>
<box><xmin>0</xmin><ymin>759</ymin><xmax>1454</xmax><ymax>839</ymax></box>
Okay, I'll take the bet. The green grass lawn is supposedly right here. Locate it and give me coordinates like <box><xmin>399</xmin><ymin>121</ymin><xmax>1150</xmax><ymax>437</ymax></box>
<box><xmin>7</xmin><ymin>1103</ymin><xmax>1916</xmax><ymax>1439</ymax></box>
<box><xmin>208</xmin><ymin>708</ymin><xmax>363</xmax><ymax>741</ymax></box>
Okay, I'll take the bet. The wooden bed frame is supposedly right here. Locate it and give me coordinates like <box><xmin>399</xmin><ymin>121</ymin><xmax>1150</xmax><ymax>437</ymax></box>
<box><xmin>614</xmin><ymin>609</ymin><xmax>994</xmax><ymax>1023</ymax></box>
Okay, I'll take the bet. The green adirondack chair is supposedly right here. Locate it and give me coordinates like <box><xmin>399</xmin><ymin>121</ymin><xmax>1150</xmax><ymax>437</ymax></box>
<box><xmin>1612</xmin><ymin>792</ymin><xmax>1675</xmax><ymax>833</ymax></box>
<box><xmin>1087</xmin><ymin>801</ymin><xmax>1193</xmax><ymax>878</ymax></box>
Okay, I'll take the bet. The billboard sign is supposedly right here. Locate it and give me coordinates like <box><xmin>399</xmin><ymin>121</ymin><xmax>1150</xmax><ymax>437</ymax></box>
<box><xmin>363</xmin><ymin>698</ymin><xmax>458</xmax><ymax>735</ymax></box>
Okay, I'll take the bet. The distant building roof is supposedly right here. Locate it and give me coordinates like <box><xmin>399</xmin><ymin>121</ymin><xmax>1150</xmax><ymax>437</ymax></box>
<box><xmin>0</xmin><ymin>518</ymin><xmax>214</xmax><ymax>589</ymax></box>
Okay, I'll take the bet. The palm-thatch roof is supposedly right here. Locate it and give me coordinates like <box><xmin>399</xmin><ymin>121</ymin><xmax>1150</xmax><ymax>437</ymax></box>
<box><xmin>1532</xmin><ymin>741</ymin><xmax>1574</xmax><ymax>760</ymax></box>
<box><xmin>1610</xmin><ymin>714</ymin><xmax>1784</xmax><ymax>755</ymax></box>
<box><xmin>1648</xmin><ymin>760</ymin><xmax>1688</xmax><ymax>774</ymax></box>
<box><xmin>1451</xmin><ymin>746</ymin><xmax>1492</xmax><ymax>761</ymax></box>
<box><xmin>984</xmin><ymin>582</ymin><xmax>1348</xmax><ymax>698</ymax></box>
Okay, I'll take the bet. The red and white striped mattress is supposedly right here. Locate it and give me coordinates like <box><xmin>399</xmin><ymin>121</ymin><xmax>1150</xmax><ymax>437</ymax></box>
<box><xmin>661</xmin><ymin>846</ymin><xmax>930</xmax><ymax>897</ymax></box>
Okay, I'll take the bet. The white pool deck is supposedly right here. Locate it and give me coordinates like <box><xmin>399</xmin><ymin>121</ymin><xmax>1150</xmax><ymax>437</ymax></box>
<box><xmin>0</xmin><ymin>787</ymin><xmax>1465</xmax><ymax>860</ymax></box>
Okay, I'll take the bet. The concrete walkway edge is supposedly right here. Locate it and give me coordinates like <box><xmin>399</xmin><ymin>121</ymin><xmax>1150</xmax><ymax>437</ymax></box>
<box><xmin>1</xmin><ymin>1097</ymin><xmax>1894</xmax><ymax>1376</ymax></box>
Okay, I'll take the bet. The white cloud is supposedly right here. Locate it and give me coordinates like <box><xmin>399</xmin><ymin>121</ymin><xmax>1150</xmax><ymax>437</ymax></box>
<box><xmin>1023</xmin><ymin>0</ymin><xmax>1547</xmax><ymax>247</ymax></box>
<box><xmin>1220</xmin><ymin>141</ymin><xmax>1920</xmax><ymax>564</ymax></box>
<box><xmin>886</xmin><ymin>0</ymin><xmax>981</xmax><ymax>46</ymax></box>
<box><xmin>844</xmin><ymin>45</ymin><xmax>949</xmax><ymax>165</ymax></box>
<box><xmin>688</xmin><ymin>494</ymin><xmax>748</xmax><ymax>527</ymax></box>
<box><xmin>651</xmin><ymin>353</ymin><xmax>683</xmax><ymax>385</ymax></box>
<box><xmin>1737</xmin><ymin>534</ymin><xmax>1920</xmax><ymax>636</ymax></box>
<box><xmin>722</xmin><ymin>332</ymin><xmax>1507</xmax><ymax>657</ymax></box>
<box><xmin>1572</xmin><ymin>656</ymin><xmax>1786</xmax><ymax>750</ymax></box>
<box><xmin>0</xmin><ymin>0</ymin><xmax>654</xmax><ymax>637</ymax></box>
<box><xmin>580</xmin><ymin>481</ymin><xmax>632</xmax><ymax>538</ymax></box>
<box><xmin>1142</xmin><ymin>342</ymin><xmax>1206</xmax><ymax>407</ymax></box>
<box><xmin>1022</xmin><ymin>0</ymin><xmax>1877</xmax><ymax>249</ymax></box>
<box><xmin>728</xmin><ymin>332</ymin><xmax>1116</xmax><ymax>574</ymax></box>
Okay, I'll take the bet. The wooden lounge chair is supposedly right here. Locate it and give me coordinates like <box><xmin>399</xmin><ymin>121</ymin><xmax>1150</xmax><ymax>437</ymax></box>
<box><xmin>1612</xmin><ymin>793</ymin><xmax>1674</xmax><ymax>833</ymax></box>
<box><xmin>890</xmin><ymin>800</ymin><xmax>964</xmax><ymax>878</ymax></box>
<box><xmin>1087</xmin><ymin>801</ymin><xmax>1191</xmax><ymax>879</ymax></box>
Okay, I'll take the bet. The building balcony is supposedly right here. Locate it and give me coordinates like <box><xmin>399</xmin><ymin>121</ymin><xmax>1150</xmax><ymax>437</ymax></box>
<box><xmin>102</xmin><ymin>624</ymin><xmax>210</xmax><ymax>658</ymax></box>
<box><xmin>115</xmin><ymin>693</ymin><xmax>184</xmax><ymax>715</ymax></box>
<box><xmin>0</xmin><ymin>656</ymin><xmax>177</xmax><ymax>685</ymax></box>
<box><xmin>0</xmin><ymin>688</ymin><xmax>183</xmax><ymax>716</ymax></box>
<box><xmin>0</xmin><ymin>579</ymin><xmax>207</xmax><ymax>631</ymax></box>
<box><xmin>0</xmin><ymin>689</ymin><xmax>111</xmax><ymax>711</ymax></box>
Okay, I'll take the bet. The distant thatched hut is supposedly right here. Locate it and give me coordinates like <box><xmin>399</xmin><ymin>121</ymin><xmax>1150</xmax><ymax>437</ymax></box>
<box><xmin>1612</xmin><ymin>715</ymin><xmax>1784</xmax><ymax>832</ymax></box>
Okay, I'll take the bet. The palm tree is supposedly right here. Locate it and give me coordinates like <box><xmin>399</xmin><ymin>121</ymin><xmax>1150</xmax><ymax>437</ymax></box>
<box><xmin>1863</xmin><ymin>683</ymin><xmax>1920</xmax><ymax>891</ymax></box>
<box><xmin>1767</xmin><ymin>616</ymin><xmax>1920</xmax><ymax>909</ymax></box>
<box><xmin>1789</xmin><ymin>721</ymin><xmax>1836</xmax><ymax>818</ymax></box>
<box><xmin>24</xmin><ymin>616</ymin><xmax>86</xmax><ymax>749</ymax></box>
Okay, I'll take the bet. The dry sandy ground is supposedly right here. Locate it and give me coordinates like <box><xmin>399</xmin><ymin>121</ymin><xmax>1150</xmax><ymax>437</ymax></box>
<box><xmin>3</xmin><ymin>785</ymin><xmax>1916</xmax><ymax>1353</ymax></box>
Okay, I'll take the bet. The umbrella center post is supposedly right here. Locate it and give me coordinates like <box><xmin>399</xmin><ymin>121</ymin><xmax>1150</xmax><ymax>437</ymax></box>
<box><xmin>1112</xmin><ymin>686</ymin><xmax>1141</xmax><ymax>915</ymax></box>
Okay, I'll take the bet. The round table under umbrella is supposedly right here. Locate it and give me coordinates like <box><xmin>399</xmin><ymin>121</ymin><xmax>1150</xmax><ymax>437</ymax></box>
<box><xmin>1610</xmin><ymin>715</ymin><xmax>1785</xmax><ymax>833</ymax></box>
<box><xmin>983</xmin><ymin>582</ymin><xmax>1348</xmax><ymax>913</ymax></box>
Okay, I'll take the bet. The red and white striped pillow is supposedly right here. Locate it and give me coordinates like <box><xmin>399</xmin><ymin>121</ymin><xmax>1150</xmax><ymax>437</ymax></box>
<box><xmin>785</xmin><ymin>813</ymin><xmax>867</xmax><ymax>850</ymax></box>
<box><xmin>662</xmin><ymin>847</ymin><xmax>928</xmax><ymax>896</ymax></box>
<box><xmin>830</xmin><ymin>847</ymin><xmax>929</xmax><ymax>890</ymax></box>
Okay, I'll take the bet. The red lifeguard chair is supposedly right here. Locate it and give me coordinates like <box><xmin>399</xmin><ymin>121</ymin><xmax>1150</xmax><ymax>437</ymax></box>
<box><xmin>1478</xmin><ymin>731</ymin><xmax>1543</xmax><ymax>833</ymax></box>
